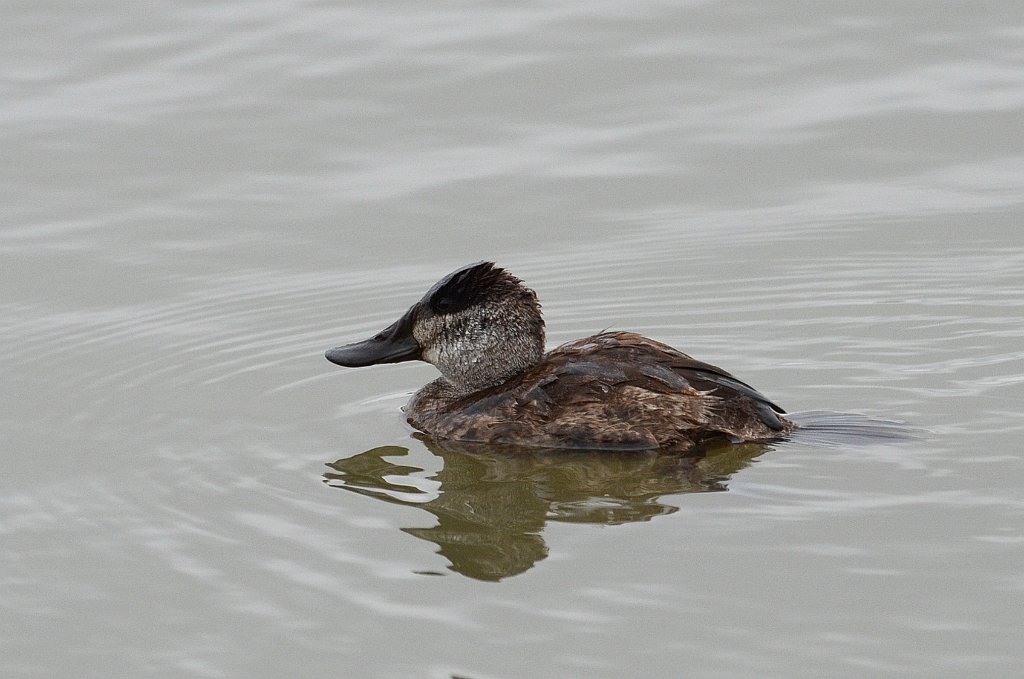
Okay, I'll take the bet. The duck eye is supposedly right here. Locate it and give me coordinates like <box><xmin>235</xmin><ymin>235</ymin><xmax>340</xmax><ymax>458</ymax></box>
<box><xmin>433</xmin><ymin>296</ymin><xmax>454</xmax><ymax>313</ymax></box>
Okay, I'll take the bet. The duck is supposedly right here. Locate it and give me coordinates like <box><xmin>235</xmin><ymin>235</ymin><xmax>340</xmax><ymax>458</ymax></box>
<box><xmin>325</xmin><ymin>261</ymin><xmax>794</xmax><ymax>452</ymax></box>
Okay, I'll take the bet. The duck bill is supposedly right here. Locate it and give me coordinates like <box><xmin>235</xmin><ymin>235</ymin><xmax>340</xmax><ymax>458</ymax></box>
<box><xmin>325</xmin><ymin>308</ymin><xmax>421</xmax><ymax>367</ymax></box>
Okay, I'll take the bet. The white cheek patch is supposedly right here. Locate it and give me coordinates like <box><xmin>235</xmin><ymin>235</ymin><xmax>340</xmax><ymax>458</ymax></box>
<box><xmin>412</xmin><ymin>316</ymin><xmax>440</xmax><ymax>366</ymax></box>
<box><xmin>421</xmin><ymin>344</ymin><xmax>439</xmax><ymax>365</ymax></box>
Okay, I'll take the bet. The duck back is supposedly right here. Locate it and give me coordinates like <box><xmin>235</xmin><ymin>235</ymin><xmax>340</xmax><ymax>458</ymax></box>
<box><xmin>406</xmin><ymin>331</ymin><xmax>792</xmax><ymax>452</ymax></box>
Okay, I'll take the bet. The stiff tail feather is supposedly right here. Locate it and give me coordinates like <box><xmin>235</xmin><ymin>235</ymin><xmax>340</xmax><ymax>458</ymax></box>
<box><xmin>785</xmin><ymin>410</ymin><xmax>921</xmax><ymax>448</ymax></box>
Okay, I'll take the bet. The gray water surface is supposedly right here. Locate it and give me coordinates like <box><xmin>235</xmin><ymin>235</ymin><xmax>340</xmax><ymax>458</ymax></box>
<box><xmin>3</xmin><ymin>2</ymin><xmax>1024</xmax><ymax>677</ymax></box>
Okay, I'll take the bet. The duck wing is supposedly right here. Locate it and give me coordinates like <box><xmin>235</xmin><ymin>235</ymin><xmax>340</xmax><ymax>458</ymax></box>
<box><xmin>549</xmin><ymin>332</ymin><xmax>787</xmax><ymax>431</ymax></box>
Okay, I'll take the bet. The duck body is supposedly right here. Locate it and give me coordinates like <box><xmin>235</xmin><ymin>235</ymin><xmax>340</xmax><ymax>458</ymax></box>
<box><xmin>407</xmin><ymin>331</ymin><xmax>791</xmax><ymax>451</ymax></box>
<box><xmin>326</xmin><ymin>262</ymin><xmax>793</xmax><ymax>453</ymax></box>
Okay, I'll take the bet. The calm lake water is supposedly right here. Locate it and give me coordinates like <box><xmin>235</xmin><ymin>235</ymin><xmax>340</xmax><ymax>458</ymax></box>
<box><xmin>3</xmin><ymin>2</ymin><xmax>1024</xmax><ymax>677</ymax></box>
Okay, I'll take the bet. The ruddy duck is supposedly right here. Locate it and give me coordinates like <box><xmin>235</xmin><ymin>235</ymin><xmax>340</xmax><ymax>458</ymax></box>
<box><xmin>325</xmin><ymin>261</ymin><xmax>793</xmax><ymax>452</ymax></box>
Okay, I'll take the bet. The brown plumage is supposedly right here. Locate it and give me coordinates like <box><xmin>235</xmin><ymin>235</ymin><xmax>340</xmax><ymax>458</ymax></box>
<box><xmin>407</xmin><ymin>331</ymin><xmax>791</xmax><ymax>451</ymax></box>
<box><xmin>326</xmin><ymin>262</ymin><xmax>793</xmax><ymax>453</ymax></box>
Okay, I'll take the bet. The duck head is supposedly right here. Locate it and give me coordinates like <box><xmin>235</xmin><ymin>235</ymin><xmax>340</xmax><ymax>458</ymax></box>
<box><xmin>325</xmin><ymin>262</ymin><xmax>546</xmax><ymax>396</ymax></box>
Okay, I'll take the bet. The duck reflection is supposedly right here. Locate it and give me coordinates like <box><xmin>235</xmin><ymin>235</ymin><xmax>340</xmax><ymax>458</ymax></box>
<box><xmin>324</xmin><ymin>438</ymin><xmax>771</xmax><ymax>581</ymax></box>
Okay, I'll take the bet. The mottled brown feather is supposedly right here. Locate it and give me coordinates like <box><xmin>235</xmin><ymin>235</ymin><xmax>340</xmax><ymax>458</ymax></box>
<box><xmin>407</xmin><ymin>331</ymin><xmax>793</xmax><ymax>452</ymax></box>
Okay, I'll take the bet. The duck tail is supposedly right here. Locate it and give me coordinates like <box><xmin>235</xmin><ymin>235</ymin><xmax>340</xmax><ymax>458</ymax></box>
<box><xmin>785</xmin><ymin>410</ymin><xmax>921</xmax><ymax>448</ymax></box>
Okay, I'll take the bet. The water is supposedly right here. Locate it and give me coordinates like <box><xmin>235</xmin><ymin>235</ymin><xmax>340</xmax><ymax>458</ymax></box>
<box><xmin>3</xmin><ymin>1</ymin><xmax>1023</xmax><ymax>677</ymax></box>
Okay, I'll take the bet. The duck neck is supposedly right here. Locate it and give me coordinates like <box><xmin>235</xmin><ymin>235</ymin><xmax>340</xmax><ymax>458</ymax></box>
<box><xmin>436</xmin><ymin>328</ymin><xmax>545</xmax><ymax>397</ymax></box>
<box><xmin>442</xmin><ymin>350</ymin><xmax>543</xmax><ymax>397</ymax></box>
